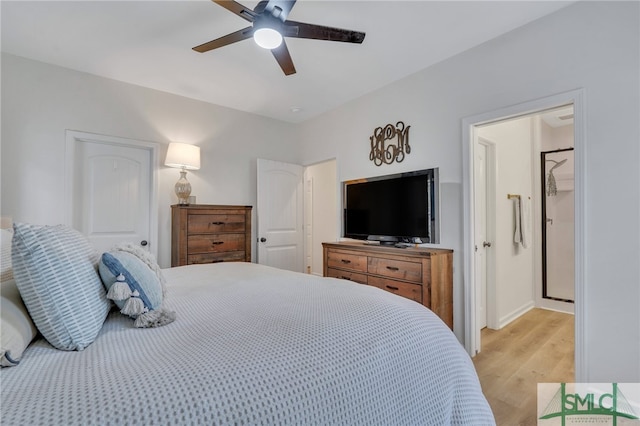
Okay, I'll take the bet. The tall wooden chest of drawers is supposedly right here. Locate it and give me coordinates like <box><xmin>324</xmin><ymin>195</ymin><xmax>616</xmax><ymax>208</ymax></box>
<box><xmin>171</xmin><ymin>205</ymin><xmax>252</xmax><ymax>267</ymax></box>
<box><xmin>323</xmin><ymin>241</ymin><xmax>453</xmax><ymax>329</ymax></box>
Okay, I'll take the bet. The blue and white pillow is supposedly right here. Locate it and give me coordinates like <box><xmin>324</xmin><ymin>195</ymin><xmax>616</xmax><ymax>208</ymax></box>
<box><xmin>98</xmin><ymin>244</ymin><xmax>175</xmax><ymax>328</ymax></box>
<box><xmin>11</xmin><ymin>223</ymin><xmax>110</xmax><ymax>351</ymax></box>
<box><xmin>99</xmin><ymin>251</ymin><xmax>163</xmax><ymax>315</ymax></box>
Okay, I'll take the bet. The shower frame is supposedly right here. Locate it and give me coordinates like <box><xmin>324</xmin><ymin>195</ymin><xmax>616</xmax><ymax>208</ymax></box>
<box><xmin>541</xmin><ymin>147</ymin><xmax>574</xmax><ymax>303</ymax></box>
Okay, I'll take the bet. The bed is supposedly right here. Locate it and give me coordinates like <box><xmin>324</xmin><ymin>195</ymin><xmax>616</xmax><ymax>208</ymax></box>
<box><xmin>1</xmin><ymin>224</ymin><xmax>495</xmax><ymax>425</ymax></box>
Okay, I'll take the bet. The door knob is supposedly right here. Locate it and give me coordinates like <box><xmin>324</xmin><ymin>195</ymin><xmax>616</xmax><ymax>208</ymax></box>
<box><xmin>140</xmin><ymin>240</ymin><xmax>148</xmax><ymax>246</ymax></box>
<box><xmin>260</xmin><ymin>237</ymin><xmax>267</xmax><ymax>243</ymax></box>
<box><xmin>483</xmin><ymin>241</ymin><xmax>491</xmax><ymax>248</ymax></box>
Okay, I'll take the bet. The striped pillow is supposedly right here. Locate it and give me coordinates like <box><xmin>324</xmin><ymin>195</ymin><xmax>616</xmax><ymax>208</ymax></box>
<box><xmin>11</xmin><ymin>223</ymin><xmax>110</xmax><ymax>351</ymax></box>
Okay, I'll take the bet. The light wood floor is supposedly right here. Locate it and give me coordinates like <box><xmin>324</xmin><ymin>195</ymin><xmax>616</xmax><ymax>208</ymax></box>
<box><xmin>472</xmin><ymin>308</ymin><xmax>574</xmax><ymax>426</ymax></box>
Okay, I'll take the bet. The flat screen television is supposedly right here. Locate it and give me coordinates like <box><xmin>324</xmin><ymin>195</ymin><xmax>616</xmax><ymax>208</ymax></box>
<box><xmin>343</xmin><ymin>168</ymin><xmax>440</xmax><ymax>245</ymax></box>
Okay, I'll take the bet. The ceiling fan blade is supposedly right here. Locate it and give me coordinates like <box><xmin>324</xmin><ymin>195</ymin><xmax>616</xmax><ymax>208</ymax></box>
<box><xmin>263</xmin><ymin>0</ymin><xmax>296</xmax><ymax>21</ymax></box>
<box><xmin>212</xmin><ymin>0</ymin><xmax>257</xmax><ymax>22</ymax></box>
<box><xmin>271</xmin><ymin>40</ymin><xmax>296</xmax><ymax>75</ymax></box>
<box><xmin>193</xmin><ymin>26</ymin><xmax>254</xmax><ymax>53</ymax></box>
<box><xmin>283</xmin><ymin>20</ymin><xmax>365</xmax><ymax>44</ymax></box>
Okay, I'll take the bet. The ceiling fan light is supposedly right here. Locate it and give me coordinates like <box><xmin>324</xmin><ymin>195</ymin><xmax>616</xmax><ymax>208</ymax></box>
<box><xmin>254</xmin><ymin>27</ymin><xmax>282</xmax><ymax>49</ymax></box>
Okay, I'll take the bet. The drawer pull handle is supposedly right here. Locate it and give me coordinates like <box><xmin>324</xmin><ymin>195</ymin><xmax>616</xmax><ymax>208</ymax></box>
<box><xmin>210</xmin><ymin>222</ymin><xmax>225</xmax><ymax>226</ymax></box>
<box><xmin>386</xmin><ymin>285</ymin><xmax>400</xmax><ymax>291</ymax></box>
<box><xmin>340</xmin><ymin>259</ymin><xmax>351</xmax><ymax>264</ymax></box>
<box><xmin>386</xmin><ymin>266</ymin><xmax>399</xmax><ymax>271</ymax></box>
<box><xmin>341</xmin><ymin>276</ymin><xmax>352</xmax><ymax>281</ymax></box>
<box><xmin>211</xmin><ymin>260</ymin><xmax>224</xmax><ymax>263</ymax></box>
<box><xmin>211</xmin><ymin>241</ymin><xmax>224</xmax><ymax>245</ymax></box>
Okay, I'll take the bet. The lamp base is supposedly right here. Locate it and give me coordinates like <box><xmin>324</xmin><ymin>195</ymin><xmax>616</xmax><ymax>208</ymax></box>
<box><xmin>175</xmin><ymin>170</ymin><xmax>192</xmax><ymax>205</ymax></box>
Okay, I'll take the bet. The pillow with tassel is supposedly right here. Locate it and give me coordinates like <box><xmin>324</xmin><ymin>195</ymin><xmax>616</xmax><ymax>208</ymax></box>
<box><xmin>98</xmin><ymin>244</ymin><xmax>175</xmax><ymax>328</ymax></box>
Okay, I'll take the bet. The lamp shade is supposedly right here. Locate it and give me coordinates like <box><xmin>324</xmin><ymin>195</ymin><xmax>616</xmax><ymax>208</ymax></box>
<box><xmin>165</xmin><ymin>143</ymin><xmax>201</xmax><ymax>170</ymax></box>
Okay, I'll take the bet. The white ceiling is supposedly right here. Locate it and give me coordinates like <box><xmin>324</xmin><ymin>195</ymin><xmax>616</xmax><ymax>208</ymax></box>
<box><xmin>1</xmin><ymin>1</ymin><xmax>575</xmax><ymax>123</ymax></box>
<box><xmin>540</xmin><ymin>106</ymin><xmax>574</xmax><ymax>128</ymax></box>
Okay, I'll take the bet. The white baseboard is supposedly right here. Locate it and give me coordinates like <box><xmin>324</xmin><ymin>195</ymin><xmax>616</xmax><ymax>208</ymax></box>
<box><xmin>538</xmin><ymin>298</ymin><xmax>575</xmax><ymax>315</ymax></box>
<box><xmin>498</xmin><ymin>301</ymin><xmax>535</xmax><ymax>329</ymax></box>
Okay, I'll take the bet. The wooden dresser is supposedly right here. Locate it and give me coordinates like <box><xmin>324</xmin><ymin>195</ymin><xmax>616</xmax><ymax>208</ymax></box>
<box><xmin>171</xmin><ymin>204</ymin><xmax>252</xmax><ymax>267</ymax></box>
<box><xmin>322</xmin><ymin>241</ymin><xmax>453</xmax><ymax>329</ymax></box>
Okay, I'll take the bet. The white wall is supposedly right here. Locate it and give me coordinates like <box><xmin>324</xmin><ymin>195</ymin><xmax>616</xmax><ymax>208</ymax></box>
<box><xmin>296</xmin><ymin>1</ymin><xmax>640</xmax><ymax>382</ymax></box>
<box><xmin>0</xmin><ymin>53</ymin><xmax>299</xmax><ymax>267</ymax></box>
<box><xmin>541</xmin><ymin>121</ymin><xmax>574</xmax><ymax>152</ymax></box>
<box><xmin>478</xmin><ymin>116</ymin><xmax>535</xmax><ymax>328</ymax></box>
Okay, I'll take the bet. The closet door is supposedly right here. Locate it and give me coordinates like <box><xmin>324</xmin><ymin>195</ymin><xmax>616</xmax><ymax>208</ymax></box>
<box><xmin>66</xmin><ymin>131</ymin><xmax>158</xmax><ymax>257</ymax></box>
<box><xmin>257</xmin><ymin>158</ymin><xmax>304</xmax><ymax>273</ymax></box>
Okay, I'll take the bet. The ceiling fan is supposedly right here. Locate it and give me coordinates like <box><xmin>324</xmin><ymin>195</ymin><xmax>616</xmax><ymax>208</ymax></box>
<box><xmin>193</xmin><ymin>0</ymin><xmax>366</xmax><ymax>76</ymax></box>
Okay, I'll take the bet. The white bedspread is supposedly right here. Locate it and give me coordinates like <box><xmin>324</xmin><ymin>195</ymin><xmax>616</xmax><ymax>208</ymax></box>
<box><xmin>1</xmin><ymin>262</ymin><xmax>494</xmax><ymax>425</ymax></box>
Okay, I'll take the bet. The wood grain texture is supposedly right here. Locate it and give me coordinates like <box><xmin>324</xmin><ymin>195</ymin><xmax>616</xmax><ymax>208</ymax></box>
<box><xmin>473</xmin><ymin>308</ymin><xmax>574</xmax><ymax>426</ymax></box>
<box><xmin>171</xmin><ymin>205</ymin><xmax>252</xmax><ymax>267</ymax></box>
<box><xmin>322</xmin><ymin>241</ymin><xmax>453</xmax><ymax>329</ymax></box>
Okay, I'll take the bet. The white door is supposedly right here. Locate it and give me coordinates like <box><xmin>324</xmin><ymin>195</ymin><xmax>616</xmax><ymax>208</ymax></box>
<box><xmin>66</xmin><ymin>131</ymin><xmax>158</xmax><ymax>257</ymax></box>
<box><xmin>257</xmin><ymin>158</ymin><xmax>304</xmax><ymax>272</ymax></box>
<box><xmin>474</xmin><ymin>142</ymin><xmax>489</xmax><ymax>331</ymax></box>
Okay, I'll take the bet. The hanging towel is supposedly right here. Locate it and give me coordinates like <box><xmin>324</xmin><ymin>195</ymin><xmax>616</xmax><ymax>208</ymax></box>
<box><xmin>521</xmin><ymin>197</ymin><xmax>530</xmax><ymax>248</ymax></box>
<box><xmin>513</xmin><ymin>197</ymin><xmax>522</xmax><ymax>245</ymax></box>
<box><xmin>513</xmin><ymin>196</ymin><xmax>530</xmax><ymax>248</ymax></box>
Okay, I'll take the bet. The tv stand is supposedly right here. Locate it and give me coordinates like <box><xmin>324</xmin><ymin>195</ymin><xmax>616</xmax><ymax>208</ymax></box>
<box><xmin>322</xmin><ymin>241</ymin><xmax>453</xmax><ymax>329</ymax></box>
<box><xmin>367</xmin><ymin>235</ymin><xmax>398</xmax><ymax>245</ymax></box>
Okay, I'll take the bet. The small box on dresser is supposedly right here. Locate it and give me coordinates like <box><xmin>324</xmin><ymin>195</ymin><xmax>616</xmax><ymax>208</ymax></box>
<box><xmin>323</xmin><ymin>241</ymin><xmax>453</xmax><ymax>329</ymax></box>
<box><xmin>171</xmin><ymin>204</ymin><xmax>252</xmax><ymax>267</ymax></box>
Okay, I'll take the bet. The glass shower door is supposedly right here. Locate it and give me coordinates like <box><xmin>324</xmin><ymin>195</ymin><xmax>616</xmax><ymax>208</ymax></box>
<box><xmin>542</xmin><ymin>148</ymin><xmax>575</xmax><ymax>302</ymax></box>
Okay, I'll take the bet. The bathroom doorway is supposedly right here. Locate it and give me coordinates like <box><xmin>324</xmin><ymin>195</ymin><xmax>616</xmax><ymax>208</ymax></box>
<box><xmin>463</xmin><ymin>89</ymin><xmax>584</xmax><ymax>378</ymax></box>
<box><xmin>466</xmin><ymin>98</ymin><xmax>578</xmax><ymax>358</ymax></box>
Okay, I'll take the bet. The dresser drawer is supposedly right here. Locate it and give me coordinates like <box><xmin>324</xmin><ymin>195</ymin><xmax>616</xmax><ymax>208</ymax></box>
<box><xmin>368</xmin><ymin>257</ymin><xmax>422</xmax><ymax>283</ymax></box>
<box><xmin>187</xmin><ymin>233</ymin><xmax>246</xmax><ymax>254</ymax></box>
<box><xmin>326</xmin><ymin>250</ymin><xmax>367</xmax><ymax>273</ymax></box>
<box><xmin>326</xmin><ymin>267</ymin><xmax>368</xmax><ymax>284</ymax></box>
<box><xmin>368</xmin><ymin>276</ymin><xmax>422</xmax><ymax>303</ymax></box>
<box><xmin>187</xmin><ymin>251</ymin><xmax>247</xmax><ymax>264</ymax></box>
<box><xmin>187</xmin><ymin>214</ymin><xmax>246</xmax><ymax>234</ymax></box>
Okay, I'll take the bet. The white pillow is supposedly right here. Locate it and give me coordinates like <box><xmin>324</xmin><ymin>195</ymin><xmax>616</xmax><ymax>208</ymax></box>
<box><xmin>11</xmin><ymin>223</ymin><xmax>111</xmax><ymax>351</ymax></box>
<box><xmin>1</xmin><ymin>279</ymin><xmax>38</xmax><ymax>367</ymax></box>
<box><xmin>1</xmin><ymin>227</ymin><xmax>38</xmax><ymax>367</ymax></box>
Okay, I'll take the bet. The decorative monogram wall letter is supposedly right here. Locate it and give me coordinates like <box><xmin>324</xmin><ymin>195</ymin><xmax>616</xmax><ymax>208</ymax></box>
<box><xmin>369</xmin><ymin>121</ymin><xmax>411</xmax><ymax>166</ymax></box>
